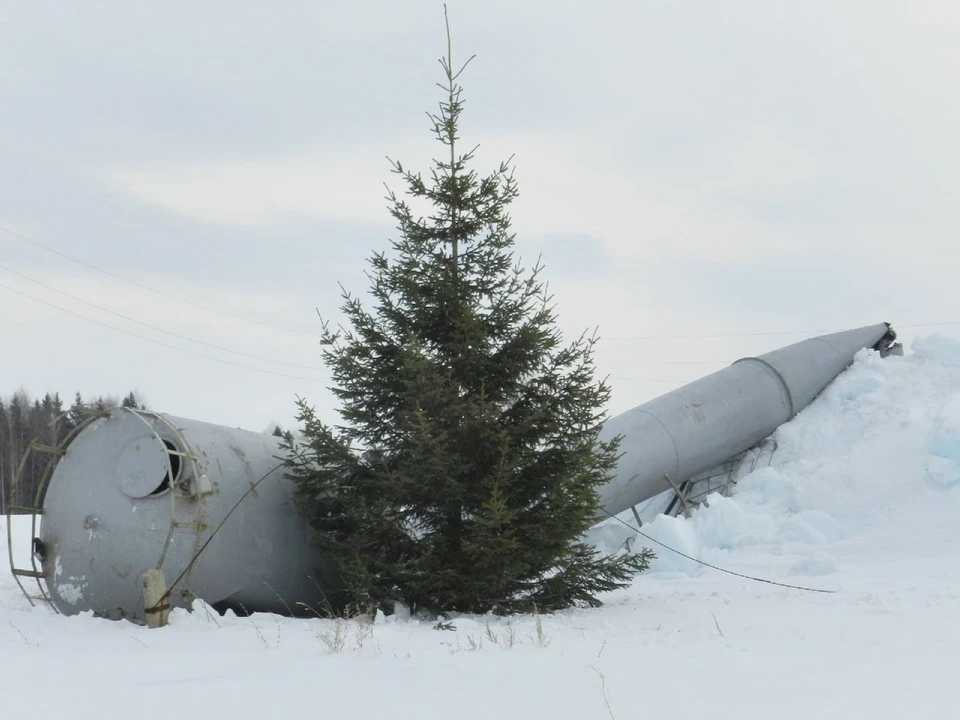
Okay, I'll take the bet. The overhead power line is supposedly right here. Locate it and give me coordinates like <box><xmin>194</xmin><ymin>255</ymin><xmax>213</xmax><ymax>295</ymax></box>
<box><xmin>0</xmin><ymin>280</ymin><xmax>687</xmax><ymax>386</ymax></box>
<box><xmin>604</xmin><ymin>328</ymin><xmax>840</xmax><ymax>341</ymax></box>
<box><xmin>0</xmin><ymin>224</ymin><xmax>323</xmax><ymax>339</ymax></box>
<box><xmin>5</xmin><ymin>224</ymin><xmax>960</xmax><ymax>345</ymax></box>
<box><xmin>899</xmin><ymin>321</ymin><xmax>960</xmax><ymax>330</ymax></box>
<box><xmin>605</xmin><ymin>360</ymin><xmax>730</xmax><ymax>365</ymax></box>
<box><xmin>604</xmin><ymin>320</ymin><xmax>960</xmax><ymax>342</ymax></box>
<box><xmin>609</xmin><ymin>377</ymin><xmax>690</xmax><ymax>384</ymax></box>
<box><xmin>0</xmin><ymin>281</ymin><xmax>326</xmax><ymax>384</ymax></box>
<box><xmin>0</xmin><ymin>263</ymin><xmax>325</xmax><ymax>371</ymax></box>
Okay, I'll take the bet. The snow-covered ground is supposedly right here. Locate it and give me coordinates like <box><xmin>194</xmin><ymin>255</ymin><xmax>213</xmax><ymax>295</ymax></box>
<box><xmin>4</xmin><ymin>335</ymin><xmax>960</xmax><ymax>719</ymax></box>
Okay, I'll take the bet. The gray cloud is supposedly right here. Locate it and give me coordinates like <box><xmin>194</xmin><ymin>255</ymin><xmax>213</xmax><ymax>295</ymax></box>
<box><xmin>2</xmin><ymin>0</ymin><xmax>959</xmax><ymax>432</ymax></box>
<box><xmin>523</xmin><ymin>233</ymin><xmax>611</xmax><ymax>278</ymax></box>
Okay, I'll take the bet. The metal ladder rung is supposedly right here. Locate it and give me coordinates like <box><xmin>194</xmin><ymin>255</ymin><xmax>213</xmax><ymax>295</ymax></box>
<box><xmin>172</xmin><ymin>521</ymin><xmax>208</xmax><ymax>531</ymax></box>
<box><xmin>9</xmin><ymin>506</ymin><xmax>43</xmax><ymax>514</ymax></box>
<box><xmin>165</xmin><ymin>450</ymin><xmax>197</xmax><ymax>459</ymax></box>
<box><xmin>28</xmin><ymin>442</ymin><xmax>65</xmax><ymax>456</ymax></box>
<box><xmin>12</xmin><ymin>569</ymin><xmax>45</xmax><ymax>579</ymax></box>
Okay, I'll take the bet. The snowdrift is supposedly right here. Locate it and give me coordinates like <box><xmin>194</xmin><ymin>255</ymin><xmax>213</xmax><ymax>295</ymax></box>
<box><xmin>3</xmin><ymin>335</ymin><xmax>960</xmax><ymax>719</ymax></box>
<box><xmin>589</xmin><ymin>335</ymin><xmax>960</xmax><ymax>577</ymax></box>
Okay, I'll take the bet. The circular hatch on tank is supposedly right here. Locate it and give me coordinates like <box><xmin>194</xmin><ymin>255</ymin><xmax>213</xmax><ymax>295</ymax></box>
<box><xmin>116</xmin><ymin>436</ymin><xmax>180</xmax><ymax>498</ymax></box>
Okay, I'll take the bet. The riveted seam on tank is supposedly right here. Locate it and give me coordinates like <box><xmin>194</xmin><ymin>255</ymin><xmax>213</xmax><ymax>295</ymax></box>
<box><xmin>634</xmin><ymin>408</ymin><xmax>682</xmax><ymax>481</ymax></box>
<box><xmin>734</xmin><ymin>357</ymin><xmax>795</xmax><ymax>418</ymax></box>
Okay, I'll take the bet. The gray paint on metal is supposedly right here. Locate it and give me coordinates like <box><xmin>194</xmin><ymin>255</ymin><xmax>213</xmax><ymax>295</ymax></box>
<box><xmin>594</xmin><ymin>323</ymin><xmax>893</xmax><ymax>520</ymax></box>
<box><xmin>115</xmin><ymin>432</ymin><xmax>170</xmax><ymax>499</ymax></box>
<box><xmin>39</xmin><ymin>409</ymin><xmax>334</xmax><ymax>622</ymax></box>
<box><xmin>30</xmin><ymin>322</ymin><xmax>894</xmax><ymax>622</ymax></box>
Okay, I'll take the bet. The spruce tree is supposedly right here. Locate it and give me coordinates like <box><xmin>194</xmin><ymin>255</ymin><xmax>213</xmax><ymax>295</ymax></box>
<box><xmin>64</xmin><ymin>392</ymin><xmax>87</xmax><ymax>434</ymax></box>
<box><xmin>51</xmin><ymin>393</ymin><xmax>66</xmax><ymax>445</ymax></box>
<box><xmin>272</xmin><ymin>425</ymin><xmax>294</xmax><ymax>444</ymax></box>
<box><xmin>283</xmin><ymin>12</ymin><xmax>652</xmax><ymax>616</ymax></box>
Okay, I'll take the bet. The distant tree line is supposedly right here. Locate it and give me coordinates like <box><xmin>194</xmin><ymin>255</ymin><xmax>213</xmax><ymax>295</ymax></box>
<box><xmin>270</xmin><ymin>425</ymin><xmax>294</xmax><ymax>444</ymax></box>
<box><xmin>0</xmin><ymin>389</ymin><xmax>145</xmax><ymax>513</ymax></box>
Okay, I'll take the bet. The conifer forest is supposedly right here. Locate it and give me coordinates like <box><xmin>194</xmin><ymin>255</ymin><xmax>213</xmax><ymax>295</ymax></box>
<box><xmin>0</xmin><ymin>389</ymin><xmax>143</xmax><ymax>512</ymax></box>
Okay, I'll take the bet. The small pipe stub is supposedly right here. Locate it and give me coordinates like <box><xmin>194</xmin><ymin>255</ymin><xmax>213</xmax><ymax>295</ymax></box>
<box><xmin>875</xmin><ymin>323</ymin><xmax>903</xmax><ymax>358</ymax></box>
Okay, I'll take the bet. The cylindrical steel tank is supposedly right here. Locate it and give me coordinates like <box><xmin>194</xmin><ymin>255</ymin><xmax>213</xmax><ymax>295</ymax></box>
<box><xmin>594</xmin><ymin>322</ymin><xmax>898</xmax><ymax>519</ymax></box>
<box><xmin>37</xmin><ymin>408</ymin><xmax>335</xmax><ymax>621</ymax></box>
<box><xmin>14</xmin><ymin>323</ymin><xmax>898</xmax><ymax>622</ymax></box>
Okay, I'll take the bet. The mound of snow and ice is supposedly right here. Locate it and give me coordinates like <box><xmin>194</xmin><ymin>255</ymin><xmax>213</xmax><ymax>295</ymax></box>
<box><xmin>4</xmin><ymin>335</ymin><xmax>960</xmax><ymax>719</ymax></box>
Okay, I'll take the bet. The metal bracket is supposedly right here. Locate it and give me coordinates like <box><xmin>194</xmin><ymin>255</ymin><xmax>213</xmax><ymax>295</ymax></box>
<box><xmin>661</xmin><ymin>437</ymin><xmax>781</xmax><ymax>519</ymax></box>
<box><xmin>664</xmin><ymin>473</ymin><xmax>692</xmax><ymax>518</ymax></box>
<box><xmin>874</xmin><ymin>322</ymin><xmax>904</xmax><ymax>358</ymax></box>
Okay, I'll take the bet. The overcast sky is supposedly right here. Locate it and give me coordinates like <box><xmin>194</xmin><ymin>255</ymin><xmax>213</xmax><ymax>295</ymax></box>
<box><xmin>2</xmin><ymin>1</ymin><xmax>958</xmax><ymax>433</ymax></box>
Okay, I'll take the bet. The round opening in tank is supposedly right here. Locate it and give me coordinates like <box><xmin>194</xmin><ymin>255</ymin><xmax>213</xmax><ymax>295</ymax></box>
<box><xmin>116</xmin><ymin>435</ymin><xmax>185</xmax><ymax>499</ymax></box>
<box><xmin>156</xmin><ymin>439</ymin><xmax>182</xmax><ymax>495</ymax></box>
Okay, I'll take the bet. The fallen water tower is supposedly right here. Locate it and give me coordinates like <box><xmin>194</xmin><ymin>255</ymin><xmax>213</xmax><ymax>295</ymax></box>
<box><xmin>5</xmin><ymin>322</ymin><xmax>900</xmax><ymax>623</ymax></box>
<box><xmin>6</xmin><ymin>408</ymin><xmax>336</xmax><ymax>622</ymax></box>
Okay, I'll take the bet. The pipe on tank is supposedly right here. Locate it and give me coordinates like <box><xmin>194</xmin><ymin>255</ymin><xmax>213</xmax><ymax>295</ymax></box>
<box><xmin>594</xmin><ymin>322</ymin><xmax>898</xmax><ymax>520</ymax></box>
